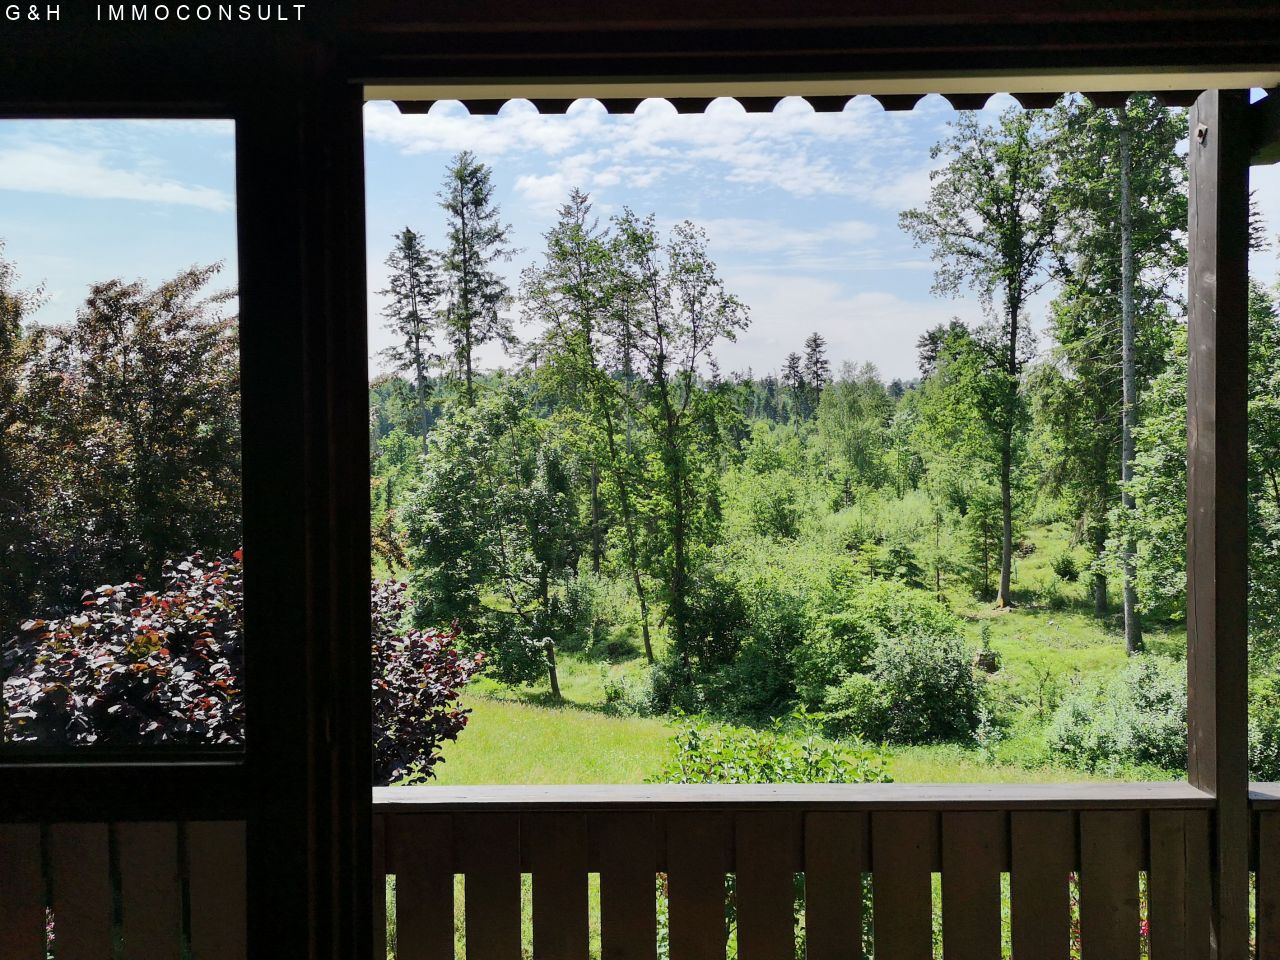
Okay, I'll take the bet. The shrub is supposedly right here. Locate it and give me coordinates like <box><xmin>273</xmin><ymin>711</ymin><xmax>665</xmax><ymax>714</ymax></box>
<box><xmin>1251</xmin><ymin>675</ymin><xmax>1280</xmax><ymax>781</ymax></box>
<box><xmin>3</xmin><ymin>554</ymin><xmax>481</xmax><ymax>785</ymax></box>
<box><xmin>794</xmin><ymin>579</ymin><xmax>962</xmax><ymax>703</ymax></box>
<box><xmin>745</xmin><ymin>472</ymin><xmax>803</xmax><ymax>540</ymax></box>
<box><xmin>1051</xmin><ymin>553</ymin><xmax>1081</xmax><ymax>582</ymax></box>
<box><xmin>823</xmin><ymin>632</ymin><xmax>984</xmax><ymax>744</ymax></box>
<box><xmin>650</xmin><ymin>710</ymin><xmax>891</xmax><ymax>786</ymax></box>
<box><xmin>370</xmin><ymin>580</ymin><xmax>484</xmax><ymax>784</ymax></box>
<box><xmin>1046</xmin><ymin>657</ymin><xmax>1186</xmax><ymax>775</ymax></box>
<box><xmin>3</xmin><ymin>551</ymin><xmax>245</xmax><ymax>746</ymax></box>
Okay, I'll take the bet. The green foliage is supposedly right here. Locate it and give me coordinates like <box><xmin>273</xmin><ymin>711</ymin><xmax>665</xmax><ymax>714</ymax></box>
<box><xmin>1051</xmin><ymin>552</ymin><xmax>1081</xmax><ymax>583</ymax></box>
<box><xmin>1251</xmin><ymin>676</ymin><xmax>1280</xmax><ymax>781</ymax></box>
<box><xmin>9</xmin><ymin>263</ymin><xmax>240</xmax><ymax>626</ymax></box>
<box><xmin>823</xmin><ymin>631</ymin><xmax>985</xmax><ymax>744</ymax></box>
<box><xmin>403</xmin><ymin>387</ymin><xmax>576</xmax><ymax>686</ymax></box>
<box><xmin>1046</xmin><ymin>656</ymin><xmax>1186</xmax><ymax>775</ymax></box>
<box><xmin>650</xmin><ymin>711</ymin><xmax>892</xmax><ymax>785</ymax></box>
<box><xmin>438</xmin><ymin>151</ymin><xmax>515</xmax><ymax>404</ymax></box>
<box><xmin>794</xmin><ymin>578</ymin><xmax>963</xmax><ymax>704</ymax></box>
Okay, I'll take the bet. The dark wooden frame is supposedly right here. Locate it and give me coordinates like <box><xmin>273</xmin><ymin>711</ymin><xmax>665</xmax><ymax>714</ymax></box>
<box><xmin>3</xmin><ymin>5</ymin><xmax>1278</xmax><ymax>959</ymax></box>
<box><xmin>0</xmin><ymin>46</ymin><xmax>374</xmax><ymax>960</ymax></box>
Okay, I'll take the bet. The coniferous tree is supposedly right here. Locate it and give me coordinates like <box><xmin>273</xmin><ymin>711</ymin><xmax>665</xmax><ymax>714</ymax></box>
<box><xmin>438</xmin><ymin>151</ymin><xmax>515</xmax><ymax>405</ymax></box>
<box><xmin>781</xmin><ymin>351</ymin><xmax>806</xmax><ymax>423</ymax></box>
<box><xmin>379</xmin><ymin>227</ymin><xmax>440</xmax><ymax>446</ymax></box>
<box><xmin>802</xmin><ymin>331</ymin><xmax>831</xmax><ymax>413</ymax></box>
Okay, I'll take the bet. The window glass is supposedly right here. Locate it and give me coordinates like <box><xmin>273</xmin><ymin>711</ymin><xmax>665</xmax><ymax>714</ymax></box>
<box><xmin>0</xmin><ymin>119</ymin><xmax>242</xmax><ymax>750</ymax></box>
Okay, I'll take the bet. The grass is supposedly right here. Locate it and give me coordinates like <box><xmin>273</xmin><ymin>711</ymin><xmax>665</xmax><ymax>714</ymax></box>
<box><xmin>413</xmin><ymin>518</ymin><xmax>1178</xmax><ymax>788</ymax></box>
<box><xmin>431</xmin><ymin>695</ymin><xmax>671</xmax><ymax>785</ymax></box>
<box><xmin>429</xmin><ymin>691</ymin><xmax>1122</xmax><ymax>786</ymax></box>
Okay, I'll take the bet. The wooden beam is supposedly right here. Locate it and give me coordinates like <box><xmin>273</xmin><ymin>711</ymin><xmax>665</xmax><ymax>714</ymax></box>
<box><xmin>1250</xmin><ymin>90</ymin><xmax>1280</xmax><ymax>166</ymax></box>
<box><xmin>237</xmin><ymin>45</ymin><xmax>372</xmax><ymax>960</ymax></box>
<box><xmin>1187</xmin><ymin>87</ymin><xmax>1252</xmax><ymax>960</ymax></box>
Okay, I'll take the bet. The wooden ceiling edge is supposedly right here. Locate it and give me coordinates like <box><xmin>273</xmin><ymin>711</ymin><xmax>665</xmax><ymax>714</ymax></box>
<box><xmin>364</xmin><ymin>67</ymin><xmax>1280</xmax><ymax>103</ymax></box>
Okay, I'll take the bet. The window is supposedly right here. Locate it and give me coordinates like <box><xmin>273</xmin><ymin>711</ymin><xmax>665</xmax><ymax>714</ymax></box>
<box><xmin>0</xmin><ymin>118</ymin><xmax>243</xmax><ymax>751</ymax></box>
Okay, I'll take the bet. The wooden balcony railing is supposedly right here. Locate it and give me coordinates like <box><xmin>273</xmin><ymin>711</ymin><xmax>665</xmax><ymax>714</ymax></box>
<box><xmin>16</xmin><ymin>783</ymin><xmax>1280</xmax><ymax>957</ymax></box>
<box><xmin>372</xmin><ymin>783</ymin><xmax>1217</xmax><ymax>960</ymax></box>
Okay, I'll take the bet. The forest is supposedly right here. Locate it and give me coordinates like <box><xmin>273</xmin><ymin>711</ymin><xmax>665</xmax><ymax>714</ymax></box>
<box><xmin>367</xmin><ymin>96</ymin><xmax>1280</xmax><ymax>783</ymax></box>
<box><xmin>3</xmin><ymin>95</ymin><xmax>1280</xmax><ymax>786</ymax></box>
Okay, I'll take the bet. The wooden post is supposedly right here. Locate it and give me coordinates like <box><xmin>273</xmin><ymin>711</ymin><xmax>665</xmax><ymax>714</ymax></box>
<box><xmin>238</xmin><ymin>47</ymin><xmax>372</xmax><ymax>960</ymax></box>
<box><xmin>1187</xmin><ymin>87</ymin><xmax>1251</xmax><ymax>960</ymax></box>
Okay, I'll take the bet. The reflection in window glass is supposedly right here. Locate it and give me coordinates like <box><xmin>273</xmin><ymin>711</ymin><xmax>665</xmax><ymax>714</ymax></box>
<box><xmin>0</xmin><ymin>119</ymin><xmax>242</xmax><ymax>748</ymax></box>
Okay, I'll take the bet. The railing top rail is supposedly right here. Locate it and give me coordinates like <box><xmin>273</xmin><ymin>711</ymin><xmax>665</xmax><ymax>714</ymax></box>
<box><xmin>373</xmin><ymin>782</ymin><xmax>1214</xmax><ymax>812</ymax></box>
<box><xmin>1250</xmin><ymin>783</ymin><xmax>1280</xmax><ymax>808</ymax></box>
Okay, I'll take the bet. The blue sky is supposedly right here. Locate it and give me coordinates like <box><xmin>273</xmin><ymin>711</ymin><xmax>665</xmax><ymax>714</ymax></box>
<box><xmin>2</xmin><ymin>100</ymin><xmax>1279</xmax><ymax>383</ymax></box>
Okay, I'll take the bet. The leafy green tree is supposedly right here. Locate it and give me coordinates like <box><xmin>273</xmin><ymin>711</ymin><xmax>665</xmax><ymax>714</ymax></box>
<box><xmin>609</xmin><ymin>211</ymin><xmax>749</xmax><ymax>675</ymax></box>
<box><xmin>1118</xmin><ymin>282</ymin><xmax>1280</xmax><ymax>660</ymax></box>
<box><xmin>916</xmin><ymin>325</ymin><xmax>1029</xmax><ymax>601</ymax></box>
<box><xmin>21</xmin><ymin>264</ymin><xmax>240</xmax><ymax>597</ymax></box>
<box><xmin>522</xmin><ymin>191</ymin><xmax>658</xmax><ymax>660</ymax></box>
<box><xmin>900</xmin><ymin>109</ymin><xmax>1058</xmax><ymax>607</ymax></box>
<box><xmin>815</xmin><ymin>361</ymin><xmax>892</xmax><ymax>490</ymax></box>
<box><xmin>379</xmin><ymin>227</ymin><xmax>441</xmax><ymax>445</ymax></box>
<box><xmin>403</xmin><ymin>387</ymin><xmax>578</xmax><ymax>692</ymax></box>
<box><xmin>0</xmin><ymin>242</ymin><xmax>43</xmax><ymax>633</ymax></box>
<box><xmin>1042</xmin><ymin>96</ymin><xmax>1186</xmax><ymax>648</ymax></box>
<box><xmin>438</xmin><ymin>151</ymin><xmax>515</xmax><ymax>405</ymax></box>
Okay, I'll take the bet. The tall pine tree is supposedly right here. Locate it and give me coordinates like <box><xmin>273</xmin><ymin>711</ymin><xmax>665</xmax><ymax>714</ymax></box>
<box><xmin>379</xmin><ymin>226</ymin><xmax>440</xmax><ymax>446</ymax></box>
<box><xmin>439</xmin><ymin>151</ymin><xmax>515</xmax><ymax>405</ymax></box>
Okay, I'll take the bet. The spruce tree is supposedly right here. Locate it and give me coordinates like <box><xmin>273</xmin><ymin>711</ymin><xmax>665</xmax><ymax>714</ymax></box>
<box><xmin>438</xmin><ymin>151</ymin><xmax>515</xmax><ymax>405</ymax></box>
<box><xmin>378</xmin><ymin>226</ymin><xmax>439</xmax><ymax>445</ymax></box>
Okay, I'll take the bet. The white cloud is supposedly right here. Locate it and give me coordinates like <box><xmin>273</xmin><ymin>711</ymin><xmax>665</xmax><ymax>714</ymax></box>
<box><xmin>715</xmin><ymin>273</ymin><xmax>972</xmax><ymax>380</ymax></box>
<box><xmin>0</xmin><ymin>142</ymin><xmax>231</xmax><ymax>211</ymax></box>
<box><xmin>364</xmin><ymin>95</ymin><xmax>938</xmax><ymax>203</ymax></box>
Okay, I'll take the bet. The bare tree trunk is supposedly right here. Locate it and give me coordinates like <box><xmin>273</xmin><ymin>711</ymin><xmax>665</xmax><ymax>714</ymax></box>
<box><xmin>1092</xmin><ymin>526</ymin><xmax>1109</xmax><ymax>617</ymax></box>
<box><xmin>544</xmin><ymin>638</ymin><xmax>561</xmax><ymax>701</ymax></box>
<box><xmin>996</xmin><ymin>444</ymin><xmax>1015</xmax><ymax>607</ymax></box>
<box><xmin>1119</xmin><ymin>120</ymin><xmax>1144</xmax><ymax>655</ymax></box>
<box><xmin>590</xmin><ymin>461</ymin><xmax>602</xmax><ymax>575</ymax></box>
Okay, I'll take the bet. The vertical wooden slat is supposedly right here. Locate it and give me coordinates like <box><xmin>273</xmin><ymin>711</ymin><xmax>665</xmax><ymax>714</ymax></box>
<box><xmin>941</xmin><ymin>811</ymin><xmax>1005</xmax><ymax>960</ymax></box>
<box><xmin>527</xmin><ymin>812</ymin><xmax>589</xmax><ymax>960</ymax></box>
<box><xmin>594</xmin><ymin>812</ymin><xmax>657</xmax><ymax>960</ymax></box>
<box><xmin>0</xmin><ymin>823</ymin><xmax>45</xmax><ymax>960</ymax></box>
<box><xmin>736</xmin><ymin>811</ymin><xmax>800</xmax><ymax>960</ymax></box>
<box><xmin>117</xmin><ymin>821</ymin><xmax>183</xmax><ymax>960</ymax></box>
<box><xmin>1079</xmin><ymin>810</ymin><xmax>1142</xmax><ymax>960</ymax></box>
<box><xmin>393</xmin><ymin>815</ymin><xmax>455</xmax><ymax>960</ymax></box>
<box><xmin>1259</xmin><ymin>811</ymin><xmax>1280</xmax><ymax>960</ymax></box>
<box><xmin>1186</xmin><ymin>87</ymin><xmax>1252</xmax><ymax>960</ymax></box>
<box><xmin>1149</xmin><ymin>810</ymin><xmax>1187</xmax><ymax>960</ymax></box>
<box><xmin>1010</xmin><ymin>811</ymin><xmax>1073</xmax><ymax>960</ymax></box>
<box><xmin>805</xmin><ymin>812</ymin><xmax>867</xmax><ymax>960</ymax></box>
<box><xmin>871</xmin><ymin>811</ymin><xmax>936</xmax><ymax>960</ymax></box>
<box><xmin>666</xmin><ymin>812</ymin><xmax>729</xmax><ymax>960</ymax></box>
<box><xmin>48</xmin><ymin>823</ymin><xmax>111</xmax><ymax>960</ymax></box>
<box><xmin>1148</xmin><ymin>808</ymin><xmax>1210</xmax><ymax>960</ymax></box>
<box><xmin>187</xmin><ymin>821</ymin><xmax>248</xmax><ymax>960</ymax></box>
<box><xmin>373</xmin><ymin>814</ymin><xmax>388</xmax><ymax>960</ymax></box>
<box><xmin>457</xmin><ymin>814</ymin><xmax>521</xmax><ymax>960</ymax></box>
<box><xmin>1182</xmin><ymin>809</ymin><xmax>1211</xmax><ymax>960</ymax></box>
